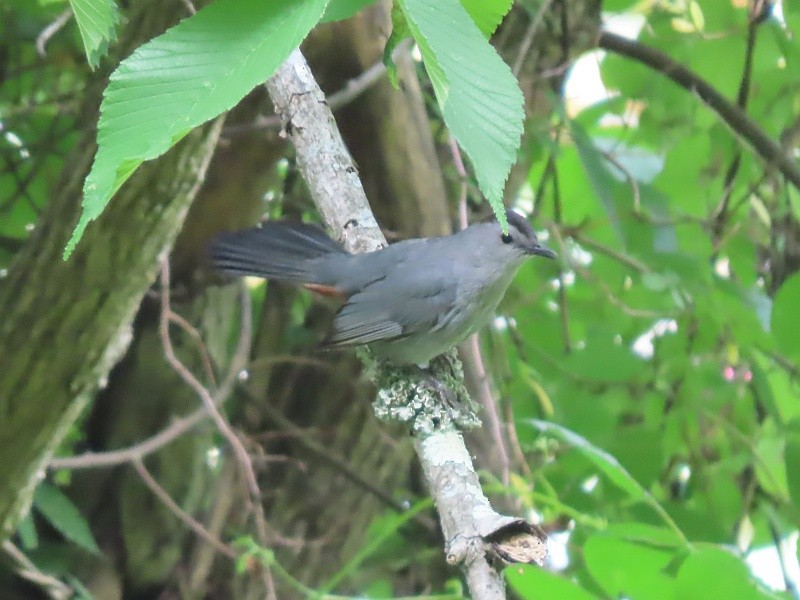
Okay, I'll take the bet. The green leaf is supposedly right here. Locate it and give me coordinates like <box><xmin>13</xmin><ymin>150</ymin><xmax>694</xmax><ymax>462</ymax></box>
<box><xmin>569</xmin><ymin>118</ymin><xmax>626</xmax><ymax>246</ymax></box>
<box><xmin>754</xmin><ymin>421</ymin><xmax>789</xmax><ymax>502</ymax></box>
<box><xmin>530</xmin><ymin>420</ymin><xmax>649</xmax><ymax>503</ymax></box>
<box><xmin>16</xmin><ymin>513</ymin><xmax>38</xmax><ymax>550</ymax></box>
<box><xmin>676</xmin><ymin>545</ymin><xmax>783</xmax><ymax>600</ymax></box>
<box><xmin>530</xmin><ymin>420</ymin><xmax>688</xmax><ymax>546</ymax></box>
<box><xmin>785</xmin><ymin>419</ymin><xmax>800</xmax><ymax>508</ymax></box>
<box><xmin>65</xmin><ymin>0</ymin><xmax>329</xmax><ymax>258</ymax></box>
<box><xmin>506</xmin><ymin>564</ymin><xmax>599</xmax><ymax>599</ymax></box>
<box><xmin>604</xmin><ymin>522</ymin><xmax>683</xmax><ymax>548</ymax></box>
<box><xmin>321</xmin><ymin>0</ymin><xmax>377</xmax><ymax>22</ymax></box>
<box><xmin>459</xmin><ymin>0</ymin><xmax>513</xmax><ymax>37</ymax></box>
<box><xmin>383</xmin><ymin>3</ymin><xmax>412</xmax><ymax>88</ymax></box>
<box><xmin>322</xmin><ymin>498</ymin><xmax>433</xmax><ymax>593</ymax></box>
<box><xmin>399</xmin><ymin>0</ymin><xmax>523</xmax><ymax>230</ymax></box>
<box><xmin>563</xmin><ymin>333</ymin><xmax>645</xmax><ymax>382</ymax></box>
<box><xmin>64</xmin><ymin>576</ymin><xmax>95</xmax><ymax>600</ymax></box>
<box><xmin>771</xmin><ymin>273</ymin><xmax>800</xmax><ymax>357</ymax></box>
<box><xmin>584</xmin><ymin>534</ymin><xmax>677</xmax><ymax>599</ymax></box>
<box><xmin>68</xmin><ymin>0</ymin><xmax>120</xmax><ymax>69</ymax></box>
<box><xmin>34</xmin><ymin>483</ymin><xmax>99</xmax><ymax>554</ymax></box>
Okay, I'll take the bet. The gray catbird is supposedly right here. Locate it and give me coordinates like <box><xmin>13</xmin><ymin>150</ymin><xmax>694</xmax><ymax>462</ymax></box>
<box><xmin>211</xmin><ymin>210</ymin><xmax>555</xmax><ymax>365</ymax></box>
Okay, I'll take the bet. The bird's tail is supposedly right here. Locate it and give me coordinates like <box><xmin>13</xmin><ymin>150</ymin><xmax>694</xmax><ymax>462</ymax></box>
<box><xmin>210</xmin><ymin>221</ymin><xmax>346</xmax><ymax>283</ymax></box>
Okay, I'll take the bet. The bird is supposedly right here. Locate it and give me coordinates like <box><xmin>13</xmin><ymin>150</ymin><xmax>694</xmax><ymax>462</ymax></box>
<box><xmin>211</xmin><ymin>210</ymin><xmax>555</xmax><ymax>365</ymax></box>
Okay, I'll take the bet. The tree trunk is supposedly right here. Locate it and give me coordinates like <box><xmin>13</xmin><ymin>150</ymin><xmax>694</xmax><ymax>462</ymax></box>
<box><xmin>0</xmin><ymin>4</ymin><xmax>224</xmax><ymax>538</ymax></box>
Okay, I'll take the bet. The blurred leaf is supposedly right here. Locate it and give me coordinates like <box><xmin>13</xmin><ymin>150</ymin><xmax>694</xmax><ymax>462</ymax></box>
<box><xmin>641</xmin><ymin>271</ymin><xmax>678</xmax><ymax>292</ymax></box>
<box><xmin>771</xmin><ymin>273</ymin><xmax>800</xmax><ymax>357</ymax></box>
<box><xmin>69</xmin><ymin>0</ymin><xmax>119</xmax><ymax>69</ymax></box>
<box><xmin>688</xmin><ymin>1</ymin><xmax>704</xmax><ymax>31</ymax></box>
<box><xmin>530</xmin><ymin>420</ymin><xmax>649</xmax><ymax>505</ymax></box>
<box><xmin>569</xmin><ymin>119</ymin><xmax>626</xmax><ymax>246</ymax></box>
<box><xmin>66</xmin><ymin>0</ymin><xmax>329</xmax><ymax>257</ymax></box>
<box><xmin>676</xmin><ymin>545</ymin><xmax>783</xmax><ymax>600</ymax></box>
<box><xmin>604</xmin><ymin>522</ymin><xmax>683</xmax><ymax>548</ymax></box>
<box><xmin>747</xmin><ymin>352</ymin><xmax>780</xmax><ymax>423</ymax></box>
<box><xmin>321</xmin><ymin>0</ymin><xmax>377</xmax><ymax>22</ymax></box>
<box><xmin>383</xmin><ymin>3</ymin><xmax>411</xmax><ymax>87</ymax></box>
<box><xmin>459</xmin><ymin>0</ymin><xmax>513</xmax><ymax>37</ymax></box>
<box><xmin>16</xmin><ymin>513</ymin><xmax>38</xmax><ymax>550</ymax></box>
<box><xmin>785</xmin><ymin>419</ymin><xmax>800</xmax><ymax>508</ymax></box>
<box><xmin>584</xmin><ymin>533</ymin><xmax>676</xmax><ymax>599</ymax></box>
<box><xmin>399</xmin><ymin>0</ymin><xmax>523</xmax><ymax>229</ymax></box>
<box><xmin>608</xmin><ymin>426</ymin><xmax>664</xmax><ymax>486</ymax></box>
<box><xmin>34</xmin><ymin>483</ymin><xmax>99</xmax><ymax>554</ymax></box>
<box><xmin>322</xmin><ymin>498</ymin><xmax>432</xmax><ymax>593</ymax></box>
<box><xmin>506</xmin><ymin>564</ymin><xmax>598</xmax><ymax>599</ymax></box>
<box><xmin>563</xmin><ymin>334</ymin><xmax>645</xmax><ymax>383</ymax></box>
<box><xmin>754</xmin><ymin>422</ymin><xmax>789</xmax><ymax>502</ymax></box>
<box><xmin>64</xmin><ymin>576</ymin><xmax>95</xmax><ymax>600</ymax></box>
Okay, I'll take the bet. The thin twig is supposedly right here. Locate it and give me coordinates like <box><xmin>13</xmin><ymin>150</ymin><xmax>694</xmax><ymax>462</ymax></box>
<box><xmin>49</xmin><ymin>408</ymin><xmax>208</xmax><ymax>469</ymax></box>
<box><xmin>36</xmin><ymin>8</ymin><xmax>72</xmax><ymax>57</ymax></box>
<box><xmin>546</xmin><ymin>225</ymin><xmax>668</xmax><ymax>319</ymax></box>
<box><xmin>569</xmin><ymin>232</ymin><xmax>651</xmax><ymax>273</ymax></box>
<box><xmin>551</xmin><ymin>164</ymin><xmax>572</xmax><ymax>354</ymax></box>
<box><xmin>503</xmin><ymin>402</ymin><xmax>533</xmax><ymax>478</ymax></box>
<box><xmin>169</xmin><ymin>311</ymin><xmax>218</xmax><ymax>387</ymax></box>
<box><xmin>513</xmin><ymin>0</ymin><xmax>556</xmax><ymax>77</ymax></box>
<box><xmin>711</xmin><ymin>2</ymin><xmax>760</xmax><ymax>246</ymax></box>
<box><xmin>758</xmin><ymin>347</ymin><xmax>799</xmax><ymax>379</ymax></box>
<box><xmin>764</xmin><ymin>511</ymin><xmax>799</xmax><ymax>597</ymax></box>
<box><xmin>598</xmin><ymin>31</ymin><xmax>800</xmax><ymax>192</ymax></box>
<box><xmin>50</xmin><ymin>281</ymin><xmax>254</xmax><ymax>471</ymax></box>
<box><xmin>133</xmin><ymin>458</ymin><xmax>236</xmax><ymax>559</ymax></box>
<box><xmin>2</xmin><ymin>541</ymin><xmax>73</xmax><ymax>600</ymax></box>
<box><xmin>242</xmin><ymin>386</ymin><xmax>432</xmax><ymax>526</ymax></box>
<box><xmin>598</xmin><ymin>148</ymin><xmax>702</xmax><ymax>226</ymax></box>
<box><xmin>179</xmin><ymin>0</ymin><xmax>197</xmax><ymax>15</ymax></box>
<box><xmin>449</xmin><ymin>135</ymin><xmax>512</xmax><ymax>486</ymax></box>
<box><xmin>159</xmin><ymin>258</ymin><xmax>269</xmax><ymax>545</ymax></box>
<box><xmin>219</xmin><ymin>284</ymin><xmax>254</xmax><ymax>398</ymax></box>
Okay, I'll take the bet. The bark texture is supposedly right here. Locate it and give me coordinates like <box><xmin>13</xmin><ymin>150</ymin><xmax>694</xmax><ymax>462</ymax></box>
<box><xmin>0</xmin><ymin>2</ymin><xmax>225</xmax><ymax>535</ymax></box>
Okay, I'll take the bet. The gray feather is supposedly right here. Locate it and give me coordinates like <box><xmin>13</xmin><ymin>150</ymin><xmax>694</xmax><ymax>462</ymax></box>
<box><xmin>325</xmin><ymin>312</ymin><xmax>404</xmax><ymax>347</ymax></box>
<box><xmin>211</xmin><ymin>221</ymin><xmax>345</xmax><ymax>282</ymax></box>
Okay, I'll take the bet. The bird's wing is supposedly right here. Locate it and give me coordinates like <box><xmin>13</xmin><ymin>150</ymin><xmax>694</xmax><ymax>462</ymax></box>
<box><xmin>324</xmin><ymin>263</ymin><xmax>456</xmax><ymax>348</ymax></box>
<box><xmin>324</xmin><ymin>311</ymin><xmax>405</xmax><ymax>347</ymax></box>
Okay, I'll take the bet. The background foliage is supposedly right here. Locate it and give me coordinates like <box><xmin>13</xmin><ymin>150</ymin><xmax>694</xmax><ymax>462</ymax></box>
<box><xmin>1</xmin><ymin>0</ymin><xmax>799</xmax><ymax>598</ymax></box>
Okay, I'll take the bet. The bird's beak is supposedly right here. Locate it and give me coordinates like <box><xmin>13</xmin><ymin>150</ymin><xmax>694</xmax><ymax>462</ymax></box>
<box><xmin>530</xmin><ymin>243</ymin><xmax>557</xmax><ymax>259</ymax></box>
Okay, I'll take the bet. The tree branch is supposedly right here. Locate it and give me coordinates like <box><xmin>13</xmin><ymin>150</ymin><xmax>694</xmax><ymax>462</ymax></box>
<box><xmin>597</xmin><ymin>31</ymin><xmax>800</xmax><ymax>192</ymax></box>
<box><xmin>0</xmin><ymin>116</ymin><xmax>225</xmax><ymax>538</ymax></box>
<box><xmin>264</xmin><ymin>49</ymin><xmax>545</xmax><ymax>599</ymax></box>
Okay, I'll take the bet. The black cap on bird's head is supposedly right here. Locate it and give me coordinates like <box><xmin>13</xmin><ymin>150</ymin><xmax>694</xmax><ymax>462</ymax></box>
<box><xmin>500</xmin><ymin>210</ymin><xmax>557</xmax><ymax>259</ymax></box>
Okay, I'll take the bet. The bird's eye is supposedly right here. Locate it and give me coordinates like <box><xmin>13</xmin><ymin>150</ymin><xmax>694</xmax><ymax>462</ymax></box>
<box><xmin>501</xmin><ymin>233</ymin><xmax>513</xmax><ymax>244</ymax></box>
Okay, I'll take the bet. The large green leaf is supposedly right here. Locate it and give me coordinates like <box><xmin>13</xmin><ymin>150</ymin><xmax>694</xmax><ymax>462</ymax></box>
<box><xmin>785</xmin><ymin>419</ymin><xmax>800</xmax><ymax>508</ymax></box>
<box><xmin>676</xmin><ymin>545</ymin><xmax>784</xmax><ymax>600</ymax></box>
<box><xmin>34</xmin><ymin>483</ymin><xmax>99</xmax><ymax>554</ymax></box>
<box><xmin>506</xmin><ymin>564</ymin><xmax>599</xmax><ymax>599</ymax></box>
<box><xmin>398</xmin><ymin>0</ymin><xmax>524</xmax><ymax>229</ymax></box>
<box><xmin>569</xmin><ymin>119</ymin><xmax>627</xmax><ymax>247</ymax></box>
<box><xmin>321</xmin><ymin>0</ymin><xmax>376</xmax><ymax>22</ymax></box>
<box><xmin>530</xmin><ymin>420</ymin><xmax>649</xmax><ymax>503</ymax></box>
<box><xmin>65</xmin><ymin>0</ymin><xmax>329</xmax><ymax>257</ymax></box>
<box><xmin>69</xmin><ymin>0</ymin><xmax>120</xmax><ymax>69</ymax></box>
<box><xmin>563</xmin><ymin>332</ymin><xmax>645</xmax><ymax>383</ymax></box>
<box><xmin>771</xmin><ymin>273</ymin><xmax>800</xmax><ymax>357</ymax></box>
<box><xmin>584</xmin><ymin>533</ymin><xmax>676</xmax><ymax>599</ymax></box>
<box><xmin>459</xmin><ymin>0</ymin><xmax>513</xmax><ymax>37</ymax></box>
<box><xmin>530</xmin><ymin>420</ymin><xmax>688</xmax><ymax>545</ymax></box>
<box><xmin>754</xmin><ymin>419</ymin><xmax>790</xmax><ymax>502</ymax></box>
